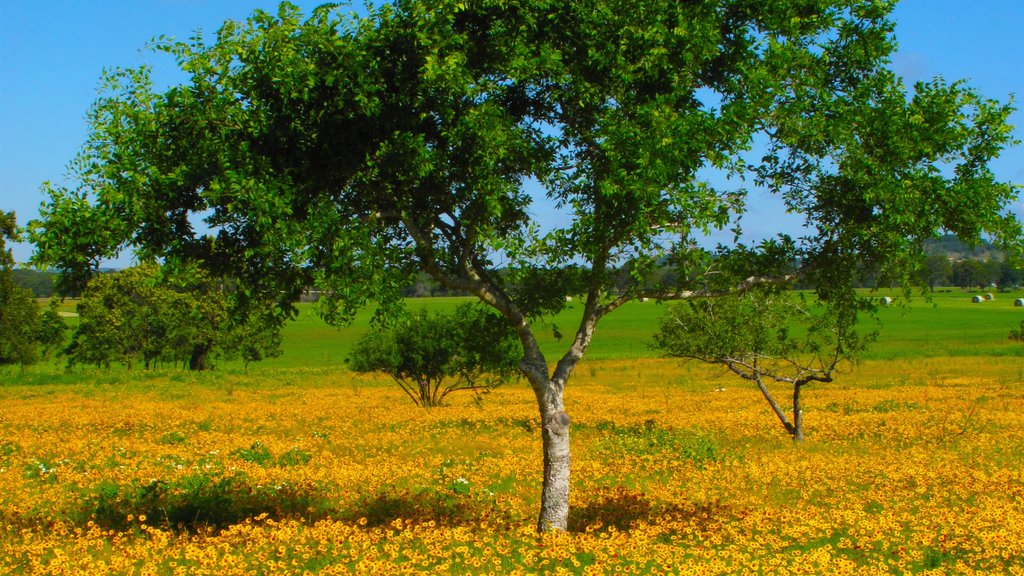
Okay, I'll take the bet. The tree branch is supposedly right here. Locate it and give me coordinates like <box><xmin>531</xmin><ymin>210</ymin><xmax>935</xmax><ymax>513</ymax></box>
<box><xmin>637</xmin><ymin>273</ymin><xmax>798</xmax><ymax>301</ymax></box>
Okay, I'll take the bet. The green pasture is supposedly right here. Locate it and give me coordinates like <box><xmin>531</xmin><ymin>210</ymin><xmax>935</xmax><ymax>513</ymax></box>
<box><xmin>255</xmin><ymin>290</ymin><xmax>1024</xmax><ymax>370</ymax></box>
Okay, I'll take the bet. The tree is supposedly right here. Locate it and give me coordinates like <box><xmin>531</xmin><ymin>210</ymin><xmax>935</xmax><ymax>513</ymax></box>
<box><xmin>67</xmin><ymin>265</ymin><xmax>159</xmax><ymax>369</ymax></box>
<box><xmin>11</xmin><ymin>269</ymin><xmax>57</xmax><ymax>298</ymax></box>
<box><xmin>653</xmin><ymin>288</ymin><xmax>870</xmax><ymax>441</ymax></box>
<box><xmin>349</xmin><ymin>303</ymin><xmax>520</xmax><ymax>407</ymax></box>
<box><xmin>916</xmin><ymin>254</ymin><xmax>952</xmax><ymax>291</ymax></box>
<box><xmin>1</xmin><ymin>212</ymin><xmax>44</xmax><ymax>366</ymax></box>
<box><xmin>29</xmin><ymin>1</ymin><xmax>1021</xmax><ymax>531</ymax></box>
<box><xmin>66</xmin><ymin>264</ymin><xmax>282</xmax><ymax>370</ymax></box>
<box><xmin>999</xmin><ymin>257</ymin><xmax>1023</xmax><ymax>289</ymax></box>
<box><xmin>951</xmin><ymin>259</ymin><xmax>987</xmax><ymax>291</ymax></box>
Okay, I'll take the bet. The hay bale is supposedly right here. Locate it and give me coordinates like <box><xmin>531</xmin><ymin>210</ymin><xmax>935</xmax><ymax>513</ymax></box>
<box><xmin>1014</xmin><ymin>298</ymin><xmax>1024</xmax><ymax>307</ymax></box>
<box><xmin>880</xmin><ymin>296</ymin><xmax>893</xmax><ymax>306</ymax></box>
<box><xmin>972</xmin><ymin>295</ymin><xmax>984</xmax><ymax>303</ymax></box>
<box><xmin>984</xmin><ymin>293</ymin><xmax>995</xmax><ymax>301</ymax></box>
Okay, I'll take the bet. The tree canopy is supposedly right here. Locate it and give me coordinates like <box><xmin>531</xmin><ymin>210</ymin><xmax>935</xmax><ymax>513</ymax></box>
<box><xmin>29</xmin><ymin>0</ymin><xmax>1021</xmax><ymax>531</ymax></box>
<box><xmin>66</xmin><ymin>264</ymin><xmax>283</xmax><ymax>370</ymax></box>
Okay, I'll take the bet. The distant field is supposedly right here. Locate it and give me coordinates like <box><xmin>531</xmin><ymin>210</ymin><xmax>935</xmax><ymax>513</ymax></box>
<box><xmin>40</xmin><ymin>289</ymin><xmax>1024</xmax><ymax>371</ymax></box>
<box><xmin>257</xmin><ymin>290</ymin><xmax>1024</xmax><ymax>370</ymax></box>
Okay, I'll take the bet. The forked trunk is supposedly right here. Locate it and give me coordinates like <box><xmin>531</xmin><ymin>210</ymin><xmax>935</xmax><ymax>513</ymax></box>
<box><xmin>751</xmin><ymin>372</ymin><xmax>803</xmax><ymax>442</ymax></box>
<box><xmin>464</xmin><ymin>281</ymin><xmax>597</xmax><ymax>532</ymax></box>
<box><xmin>518</xmin><ymin>334</ymin><xmax>575</xmax><ymax>532</ymax></box>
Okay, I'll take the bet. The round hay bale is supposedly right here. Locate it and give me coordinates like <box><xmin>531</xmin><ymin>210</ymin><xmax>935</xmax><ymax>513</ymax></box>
<box><xmin>984</xmin><ymin>293</ymin><xmax>994</xmax><ymax>301</ymax></box>
<box><xmin>972</xmin><ymin>295</ymin><xmax>984</xmax><ymax>303</ymax></box>
<box><xmin>879</xmin><ymin>296</ymin><xmax>893</xmax><ymax>306</ymax></box>
<box><xmin>1015</xmin><ymin>298</ymin><xmax>1024</xmax><ymax>307</ymax></box>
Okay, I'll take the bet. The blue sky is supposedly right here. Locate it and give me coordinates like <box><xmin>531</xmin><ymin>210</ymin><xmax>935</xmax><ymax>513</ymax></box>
<box><xmin>2</xmin><ymin>0</ymin><xmax>1022</xmax><ymax>266</ymax></box>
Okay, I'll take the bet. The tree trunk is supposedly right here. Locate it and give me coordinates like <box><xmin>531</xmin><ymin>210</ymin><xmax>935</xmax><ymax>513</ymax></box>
<box><xmin>189</xmin><ymin>343</ymin><xmax>210</xmax><ymax>371</ymax></box>
<box><xmin>515</xmin><ymin>324</ymin><xmax>576</xmax><ymax>532</ymax></box>
<box><xmin>534</xmin><ymin>380</ymin><xmax>570</xmax><ymax>531</ymax></box>
<box><xmin>436</xmin><ymin>273</ymin><xmax>598</xmax><ymax>532</ymax></box>
<box><xmin>792</xmin><ymin>383</ymin><xmax>805</xmax><ymax>442</ymax></box>
<box><xmin>522</xmin><ymin>310</ymin><xmax>596</xmax><ymax>531</ymax></box>
<box><xmin>750</xmin><ymin>371</ymin><xmax>797</xmax><ymax>439</ymax></box>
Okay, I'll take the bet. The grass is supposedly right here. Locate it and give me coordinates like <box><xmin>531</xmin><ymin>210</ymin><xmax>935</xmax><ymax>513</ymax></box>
<box><xmin>255</xmin><ymin>289</ymin><xmax>1024</xmax><ymax>369</ymax></box>
<box><xmin>23</xmin><ymin>289</ymin><xmax>1024</xmax><ymax>373</ymax></box>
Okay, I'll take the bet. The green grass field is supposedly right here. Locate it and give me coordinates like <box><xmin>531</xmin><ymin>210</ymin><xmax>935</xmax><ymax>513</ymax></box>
<box><xmin>32</xmin><ymin>288</ymin><xmax>1024</xmax><ymax>374</ymax></box>
<box><xmin>254</xmin><ymin>289</ymin><xmax>1024</xmax><ymax>370</ymax></box>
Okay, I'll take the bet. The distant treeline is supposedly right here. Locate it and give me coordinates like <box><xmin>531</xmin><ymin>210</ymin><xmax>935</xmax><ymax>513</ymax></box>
<box><xmin>14</xmin><ymin>235</ymin><xmax>1021</xmax><ymax>299</ymax></box>
<box><xmin>10</xmin><ymin>268</ymin><xmax>57</xmax><ymax>297</ymax></box>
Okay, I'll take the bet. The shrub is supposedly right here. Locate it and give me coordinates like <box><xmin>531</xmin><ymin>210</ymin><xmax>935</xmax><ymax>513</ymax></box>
<box><xmin>349</xmin><ymin>303</ymin><xmax>520</xmax><ymax>407</ymax></box>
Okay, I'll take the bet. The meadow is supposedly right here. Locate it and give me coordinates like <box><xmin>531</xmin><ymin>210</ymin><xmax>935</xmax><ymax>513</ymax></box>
<box><xmin>2</xmin><ymin>290</ymin><xmax>1023</xmax><ymax>574</ymax></box>
<box><xmin>260</xmin><ymin>289</ymin><xmax>1024</xmax><ymax>368</ymax></box>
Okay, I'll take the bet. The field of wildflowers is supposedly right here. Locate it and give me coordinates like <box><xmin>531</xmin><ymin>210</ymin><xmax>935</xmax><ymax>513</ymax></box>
<box><xmin>2</xmin><ymin>356</ymin><xmax>1023</xmax><ymax>575</ymax></box>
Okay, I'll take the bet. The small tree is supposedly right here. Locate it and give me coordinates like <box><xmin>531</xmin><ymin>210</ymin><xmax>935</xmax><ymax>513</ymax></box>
<box><xmin>68</xmin><ymin>265</ymin><xmax>156</xmax><ymax>369</ymax></box>
<box><xmin>1</xmin><ymin>239</ymin><xmax>39</xmax><ymax>367</ymax></box>
<box><xmin>349</xmin><ymin>304</ymin><xmax>519</xmax><ymax>407</ymax></box>
<box><xmin>653</xmin><ymin>288</ymin><xmax>870</xmax><ymax>441</ymax></box>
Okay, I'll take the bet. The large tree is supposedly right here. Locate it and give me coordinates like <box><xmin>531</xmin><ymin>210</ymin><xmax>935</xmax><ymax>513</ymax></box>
<box><xmin>30</xmin><ymin>0</ymin><xmax>1021</xmax><ymax>531</ymax></box>
<box><xmin>1</xmin><ymin>212</ymin><xmax>66</xmax><ymax>367</ymax></box>
<box><xmin>66</xmin><ymin>263</ymin><xmax>282</xmax><ymax>370</ymax></box>
<box><xmin>1</xmin><ymin>212</ymin><xmax>42</xmax><ymax>366</ymax></box>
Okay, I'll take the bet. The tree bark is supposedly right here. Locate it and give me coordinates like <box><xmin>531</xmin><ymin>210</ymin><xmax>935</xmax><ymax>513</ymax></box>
<box><xmin>516</xmin><ymin>330</ymin><xmax>573</xmax><ymax>532</ymax></box>
<box><xmin>749</xmin><ymin>371</ymin><xmax>797</xmax><ymax>439</ymax></box>
<box><xmin>189</xmin><ymin>343</ymin><xmax>210</xmax><ymax>371</ymax></box>
<box><xmin>510</xmin><ymin>312</ymin><xmax>583</xmax><ymax>532</ymax></box>
<box><xmin>528</xmin><ymin>293</ymin><xmax>600</xmax><ymax>531</ymax></box>
<box><xmin>792</xmin><ymin>383</ymin><xmax>804</xmax><ymax>442</ymax></box>
<box><xmin>534</xmin><ymin>379</ymin><xmax>570</xmax><ymax>532</ymax></box>
<box><xmin>416</xmin><ymin>256</ymin><xmax>596</xmax><ymax>532</ymax></box>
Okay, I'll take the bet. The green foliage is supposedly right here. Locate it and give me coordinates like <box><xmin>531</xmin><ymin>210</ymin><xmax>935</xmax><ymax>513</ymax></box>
<box><xmin>653</xmin><ymin>289</ymin><xmax>869</xmax><ymax>376</ymax></box>
<box><xmin>1</xmin><ymin>212</ymin><xmax>66</xmax><ymax>367</ymax></box>
<box><xmin>915</xmin><ymin>254</ymin><xmax>953</xmax><ymax>291</ymax></box>
<box><xmin>1008</xmin><ymin>320</ymin><xmax>1024</xmax><ymax>342</ymax></box>
<box><xmin>26</xmin><ymin>0</ymin><xmax>1018</xmax><ymax>359</ymax></box>
<box><xmin>80</xmin><ymin>473</ymin><xmax>331</xmax><ymax>532</ymax></box>
<box><xmin>66</xmin><ymin>264</ymin><xmax>282</xmax><ymax>370</ymax></box>
<box><xmin>23</xmin><ymin>0</ymin><xmax>1023</xmax><ymax>530</ymax></box>
<box><xmin>158</xmin><ymin>431</ymin><xmax>188</xmax><ymax>446</ymax></box>
<box><xmin>595</xmin><ymin>421</ymin><xmax>721</xmax><ymax>469</ymax></box>
<box><xmin>26</xmin><ymin>0</ymin><xmax>1020</xmax><ymax>363</ymax></box>
<box><xmin>653</xmin><ymin>288</ymin><xmax>874</xmax><ymax>440</ymax></box>
<box><xmin>230</xmin><ymin>441</ymin><xmax>275</xmax><ymax>466</ymax></box>
<box><xmin>349</xmin><ymin>303</ymin><xmax>520</xmax><ymax>407</ymax></box>
<box><xmin>10</xmin><ymin>268</ymin><xmax>56</xmax><ymax>298</ymax></box>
